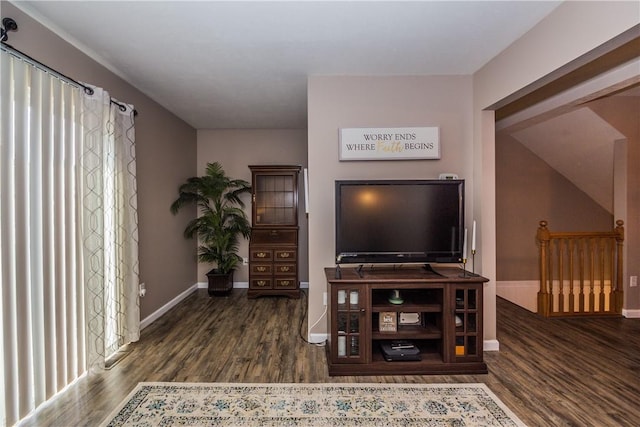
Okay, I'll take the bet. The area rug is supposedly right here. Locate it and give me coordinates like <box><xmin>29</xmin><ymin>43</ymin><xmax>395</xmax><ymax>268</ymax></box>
<box><xmin>101</xmin><ymin>382</ymin><xmax>526</xmax><ymax>426</ymax></box>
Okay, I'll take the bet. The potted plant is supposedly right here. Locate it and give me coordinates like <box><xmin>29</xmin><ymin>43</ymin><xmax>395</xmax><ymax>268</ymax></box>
<box><xmin>170</xmin><ymin>162</ymin><xmax>252</xmax><ymax>296</ymax></box>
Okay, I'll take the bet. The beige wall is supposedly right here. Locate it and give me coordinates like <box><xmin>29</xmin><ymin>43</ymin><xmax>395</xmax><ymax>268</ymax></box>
<box><xmin>307</xmin><ymin>75</ymin><xmax>475</xmax><ymax>337</ymax></box>
<box><xmin>589</xmin><ymin>96</ymin><xmax>640</xmax><ymax>310</ymax></box>
<box><xmin>197</xmin><ymin>129</ymin><xmax>308</xmax><ymax>283</ymax></box>
<box><xmin>4</xmin><ymin>2</ymin><xmax>199</xmax><ymax>319</ymax></box>
<box><xmin>495</xmin><ymin>133</ymin><xmax>613</xmax><ymax>281</ymax></box>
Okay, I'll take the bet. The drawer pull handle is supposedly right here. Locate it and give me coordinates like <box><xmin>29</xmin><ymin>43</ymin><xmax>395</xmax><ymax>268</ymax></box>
<box><xmin>280</xmin><ymin>281</ymin><xmax>290</xmax><ymax>286</ymax></box>
<box><xmin>279</xmin><ymin>253</ymin><xmax>290</xmax><ymax>258</ymax></box>
<box><xmin>257</xmin><ymin>280</ymin><xmax>267</xmax><ymax>287</ymax></box>
<box><xmin>257</xmin><ymin>252</ymin><xmax>267</xmax><ymax>258</ymax></box>
<box><xmin>281</xmin><ymin>266</ymin><xmax>290</xmax><ymax>272</ymax></box>
<box><xmin>257</xmin><ymin>266</ymin><xmax>267</xmax><ymax>272</ymax></box>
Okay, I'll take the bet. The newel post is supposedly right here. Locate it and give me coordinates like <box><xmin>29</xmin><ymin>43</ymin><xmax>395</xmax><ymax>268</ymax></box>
<box><xmin>613</xmin><ymin>220</ymin><xmax>625</xmax><ymax>314</ymax></box>
<box><xmin>537</xmin><ymin>220</ymin><xmax>551</xmax><ymax>317</ymax></box>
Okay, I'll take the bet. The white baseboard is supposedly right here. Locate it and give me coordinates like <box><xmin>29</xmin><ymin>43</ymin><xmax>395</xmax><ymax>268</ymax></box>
<box><xmin>140</xmin><ymin>283</ymin><xmax>198</xmax><ymax>330</ymax></box>
<box><xmin>622</xmin><ymin>308</ymin><xmax>640</xmax><ymax>318</ymax></box>
<box><xmin>483</xmin><ymin>339</ymin><xmax>500</xmax><ymax>352</ymax></box>
<box><xmin>496</xmin><ymin>280</ymin><xmax>538</xmax><ymax>313</ymax></box>
<box><xmin>197</xmin><ymin>281</ymin><xmax>249</xmax><ymax>289</ymax></box>
<box><xmin>309</xmin><ymin>333</ymin><xmax>328</xmax><ymax>344</ymax></box>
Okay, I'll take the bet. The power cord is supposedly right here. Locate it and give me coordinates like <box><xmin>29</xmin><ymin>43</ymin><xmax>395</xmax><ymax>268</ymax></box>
<box><xmin>299</xmin><ymin>288</ymin><xmax>327</xmax><ymax>347</ymax></box>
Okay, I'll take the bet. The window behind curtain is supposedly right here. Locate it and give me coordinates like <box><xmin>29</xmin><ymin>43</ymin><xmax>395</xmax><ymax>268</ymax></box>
<box><xmin>1</xmin><ymin>51</ymin><xmax>85</xmax><ymax>427</ymax></box>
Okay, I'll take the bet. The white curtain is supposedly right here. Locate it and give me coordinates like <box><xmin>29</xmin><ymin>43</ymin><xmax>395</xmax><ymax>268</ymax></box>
<box><xmin>0</xmin><ymin>50</ymin><xmax>139</xmax><ymax>427</ymax></box>
<box><xmin>80</xmin><ymin>85</ymin><xmax>140</xmax><ymax>371</ymax></box>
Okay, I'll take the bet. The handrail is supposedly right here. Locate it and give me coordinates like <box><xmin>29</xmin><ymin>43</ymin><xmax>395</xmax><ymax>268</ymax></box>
<box><xmin>537</xmin><ymin>220</ymin><xmax>624</xmax><ymax>317</ymax></box>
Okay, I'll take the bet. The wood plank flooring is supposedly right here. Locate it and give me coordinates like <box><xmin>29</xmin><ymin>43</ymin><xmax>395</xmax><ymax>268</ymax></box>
<box><xmin>17</xmin><ymin>289</ymin><xmax>640</xmax><ymax>426</ymax></box>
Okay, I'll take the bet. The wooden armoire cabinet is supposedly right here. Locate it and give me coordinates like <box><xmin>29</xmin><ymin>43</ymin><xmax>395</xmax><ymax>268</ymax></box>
<box><xmin>248</xmin><ymin>165</ymin><xmax>301</xmax><ymax>298</ymax></box>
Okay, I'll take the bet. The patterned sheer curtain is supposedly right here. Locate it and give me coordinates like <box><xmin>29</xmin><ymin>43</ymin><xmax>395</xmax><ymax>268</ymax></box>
<box><xmin>81</xmin><ymin>85</ymin><xmax>140</xmax><ymax>371</ymax></box>
<box><xmin>0</xmin><ymin>50</ymin><xmax>139</xmax><ymax>427</ymax></box>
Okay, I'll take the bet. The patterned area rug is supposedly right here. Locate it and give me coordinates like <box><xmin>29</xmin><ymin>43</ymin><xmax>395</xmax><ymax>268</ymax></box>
<box><xmin>101</xmin><ymin>382</ymin><xmax>526</xmax><ymax>426</ymax></box>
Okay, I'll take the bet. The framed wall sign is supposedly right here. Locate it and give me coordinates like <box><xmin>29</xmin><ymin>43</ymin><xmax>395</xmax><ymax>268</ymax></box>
<box><xmin>339</xmin><ymin>127</ymin><xmax>440</xmax><ymax>161</ymax></box>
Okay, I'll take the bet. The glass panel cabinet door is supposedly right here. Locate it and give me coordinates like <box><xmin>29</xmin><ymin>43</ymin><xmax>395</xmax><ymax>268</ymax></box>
<box><xmin>452</xmin><ymin>285</ymin><xmax>482</xmax><ymax>361</ymax></box>
<box><xmin>333</xmin><ymin>287</ymin><xmax>367</xmax><ymax>363</ymax></box>
<box><xmin>253</xmin><ymin>173</ymin><xmax>298</xmax><ymax>226</ymax></box>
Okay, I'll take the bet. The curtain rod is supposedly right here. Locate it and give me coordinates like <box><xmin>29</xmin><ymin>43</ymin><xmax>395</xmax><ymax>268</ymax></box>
<box><xmin>1</xmin><ymin>38</ymin><xmax>138</xmax><ymax>116</ymax></box>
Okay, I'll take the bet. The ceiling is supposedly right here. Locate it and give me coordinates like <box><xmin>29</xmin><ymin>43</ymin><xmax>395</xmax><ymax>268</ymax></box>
<box><xmin>12</xmin><ymin>0</ymin><xmax>562</xmax><ymax>129</ymax></box>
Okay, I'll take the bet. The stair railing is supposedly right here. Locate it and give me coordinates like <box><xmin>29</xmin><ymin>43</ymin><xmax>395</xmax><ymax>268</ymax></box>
<box><xmin>537</xmin><ymin>220</ymin><xmax>624</xmax><ymax>317</ymax></box>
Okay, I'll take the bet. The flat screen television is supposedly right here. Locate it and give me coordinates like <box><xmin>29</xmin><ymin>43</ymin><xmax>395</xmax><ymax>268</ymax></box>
<box><xmin>335</xmin><ymin>179</ymin><xmax>464</xmax><ymax>265</ymax></box>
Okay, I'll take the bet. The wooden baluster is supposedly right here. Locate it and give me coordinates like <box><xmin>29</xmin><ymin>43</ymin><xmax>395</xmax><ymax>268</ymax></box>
<box><xmin>613</xmin><ymin>220</ymin><xmax>625</xmax><ymax>314</ymax></box>
<box><xmin>537</xmin><ymin>221</ymin><xmax>550</xmax><ymax>317</ymax></box>
<box><xmin>578</xmin><ymin>238</ymin><xmax>585</xmax><ymax>314</ymax></box>
<box><xmin>588</xmin><ymin>238</ymin><xmax>595</xmax><ymax>314</ymax></box>
<box><xmin>608</xmin><ymin>237</ymin><xmax>615</xmax><ymax>313</ymax></box>
<box><xmin>608</xmin><ymin>238</ymin><xmax>614</xmax><ymax>313</ymax></box>
<box><xmin>568</xmin><ymin>239</ymin><xmax>575</xmax><ymax>314</ymax></box>
<box><xmin>558</xmin><ymin>238</ymin><xmax>565</xmax><ymax>314</ymax></box>
<box><xmin>598</xmin><ymin>238</ymin><xmax>606</xmax><ymax>313</ymax></box>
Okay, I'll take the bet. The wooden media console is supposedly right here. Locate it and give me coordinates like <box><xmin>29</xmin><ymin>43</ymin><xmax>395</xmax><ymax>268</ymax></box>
<box><xmin>325</xmin><ymin>266</ymin><xmax>488</xmax><ymax>376</ymax></box>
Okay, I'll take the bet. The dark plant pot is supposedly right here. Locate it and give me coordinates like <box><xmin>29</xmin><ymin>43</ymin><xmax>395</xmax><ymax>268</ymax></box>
<box><xmin>206</xmin><ymin>269</ymin><xmax>234</xmax><ymax>296</ymax></box>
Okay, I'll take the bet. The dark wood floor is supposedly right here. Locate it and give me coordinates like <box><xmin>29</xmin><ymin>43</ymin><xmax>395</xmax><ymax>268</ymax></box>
<box><xmin>17</xmin><ymin>288</ymin><xmax>640</xmax><ymax>426</ymax></box>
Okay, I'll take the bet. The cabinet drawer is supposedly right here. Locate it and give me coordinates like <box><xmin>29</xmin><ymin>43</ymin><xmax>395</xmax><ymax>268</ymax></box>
<box><xmin>251</xmin><ymin>229</ymin><xmax>297</xmax><ymax>245</ymax></box>
<box><xmin>251</xmin><ymin>264</ymin><xmax>272</xmax><ymax>275</ymax></box>
<box><xmin>250</xmin><ymin>249</ymin><xmax>273</xmax><ymax>262</ymax></box>
<box><xmin>275</xmin><ymin>250</ymin><xmax>297</xmax><ymax>262</ymax></box>
<box><xmin>275</xmin><ymin>277</ymin><xmax>297</xmax><ymax>289</ymax></box>
<box><xmin>250</xmin><ymin>278</ymin><xmax>273</xmax><ymax>289</ymax></box>
<box><xmin>275</xmin><ymin>264</ymin><xmax>296</xmax><ymax>274</ymax></box>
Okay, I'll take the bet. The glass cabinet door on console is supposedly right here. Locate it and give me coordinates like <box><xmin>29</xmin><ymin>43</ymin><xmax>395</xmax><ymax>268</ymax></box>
<box><xmin>450</xmin><ymin>285</ymin><xmax>483</xmax><ymax>362</ymax></box>
<box><xmin>331</xmin><ymin>286</ymin><xmax>367</xmax><ymax>363</ymax></box>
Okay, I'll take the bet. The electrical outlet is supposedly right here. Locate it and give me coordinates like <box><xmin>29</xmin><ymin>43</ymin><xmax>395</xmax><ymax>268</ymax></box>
<box><xmin>242</xmin><ymin>257</ymin><xmax>249</xmax><ymax>266</ymax></box>
<box><xmin>323</xmin><ymin>292</ymin><xmax>327</xmax><ymax>306</ymax></box>
<box><xmin>139</xmin><ymin>282</ymin><xmax>146</xmax><ymax>297</ymax></box>
<box><xmin>630</xmin><ymin>276</ymin><xmax>638</xmax><ymax>287</ymax></box>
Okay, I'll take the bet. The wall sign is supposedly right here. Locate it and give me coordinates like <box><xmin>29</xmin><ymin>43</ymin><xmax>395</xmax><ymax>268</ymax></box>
<box><xmin>339</xmin><ymin>127</ymin><xmax>440</xmax><ymax>161</ymax></box>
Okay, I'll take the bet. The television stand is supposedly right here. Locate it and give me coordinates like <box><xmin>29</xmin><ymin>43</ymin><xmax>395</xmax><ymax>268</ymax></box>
<box><xmin>325</xmin><ymin>266</ymin><xmax>488</xmax><ymax>376</ymax></box>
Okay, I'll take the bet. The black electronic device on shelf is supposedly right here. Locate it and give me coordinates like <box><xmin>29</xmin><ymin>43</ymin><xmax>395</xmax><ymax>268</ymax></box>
<box><xmin>380</xmin><ymin>340</ymin><xmax>421</xmax><ymax>362</ymax></box>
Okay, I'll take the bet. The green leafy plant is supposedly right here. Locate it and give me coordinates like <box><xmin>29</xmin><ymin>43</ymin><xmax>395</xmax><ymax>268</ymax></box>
<box><xmin>170</xmin><ymin>162</ymin><xmax>251</xmax><ymax>275</ymax></box>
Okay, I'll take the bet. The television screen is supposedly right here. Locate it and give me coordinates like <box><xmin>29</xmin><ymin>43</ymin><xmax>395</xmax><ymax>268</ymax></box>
<box><xmin>335</xmin><ymin>180</ymin><xmax>464</xmax><ymax>265</ymax></box>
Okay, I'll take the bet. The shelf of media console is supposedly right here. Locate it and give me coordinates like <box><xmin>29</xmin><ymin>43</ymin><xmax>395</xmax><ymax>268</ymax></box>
<box><xmin>371</xmin><ymin>322</ymin><xmax>442</xmax><ymax>340</ymax></box>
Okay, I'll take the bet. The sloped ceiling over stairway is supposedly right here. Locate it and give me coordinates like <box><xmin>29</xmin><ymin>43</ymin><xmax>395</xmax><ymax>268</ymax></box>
<box><xmin>498</xmin><ymin>79</ymin><xmax>639</xmax><ymax>215</ymax></box>
<box><xmin>510</xmin><ymin>106</ymin><xmax>625</xmax><ymax>213</ymax></box>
